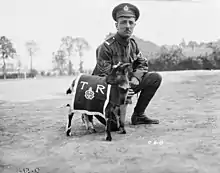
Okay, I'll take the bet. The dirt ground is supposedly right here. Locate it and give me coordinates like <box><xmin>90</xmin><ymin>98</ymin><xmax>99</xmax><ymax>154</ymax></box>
<box><xmin>0</xmin><ymin>70</ymin><xmax>220</xmax><ymax>173</ymax></box>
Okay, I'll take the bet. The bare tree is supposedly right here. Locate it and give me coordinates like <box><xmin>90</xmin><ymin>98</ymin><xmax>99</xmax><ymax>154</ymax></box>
<box><xmin>60</xmin><ymin>36</ymin><xmax>75</xmax><ymax>75</ymax></box>
<box><xmin>25</xmin><ymin>40</ymin><xmax>39</xmax><ymax>72</ymax></box>
<box><xmin>72</xmin><ymin>37</ymin><xmax>90</xmax><ymax>73</ymax></box>
<box><xmin>179</xmin><ymin>38</ymin><xmax>186</xmax><ymax>49</ymax></box>
<box><xmin>52</xmin><ymin>50</ymin><xmax>67</xmax><ymax>75</ymax></box>
<box><xmin>188</xmin><ymin>41</ymin><xmax>198</xmax><ymax>52</ymax></box>
<box><xmin>16</xmin><ymin>55</ymin><xmax>22</xmax><ymax>77</ymax></box>
<box><xmin>0</xmin><ymin>36</ymin><xmax>16</xmax><ymax>79</ymax></box>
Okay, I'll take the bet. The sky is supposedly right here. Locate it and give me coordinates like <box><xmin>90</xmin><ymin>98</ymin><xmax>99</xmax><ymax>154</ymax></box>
<box><xmin>0</xmin><ymin>0</ymin><xmax>219</xmax><ymax>70</ymax></box>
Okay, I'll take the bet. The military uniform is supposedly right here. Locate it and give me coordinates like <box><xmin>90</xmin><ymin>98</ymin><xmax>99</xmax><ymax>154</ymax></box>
<box><xmin>92</xmin><ymin>3</ymin><xmax>162</xmax><ymax>128</ymax></box>
<box><xmin>92</xmin><ymin>33</ymin><xmax>148</xmax><ymax>84</ymax></box>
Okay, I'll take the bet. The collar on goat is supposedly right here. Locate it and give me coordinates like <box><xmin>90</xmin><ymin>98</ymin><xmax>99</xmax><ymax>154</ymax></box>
<box><xmin>112</xmin><ymin>62</ymin><xmax>131</xmax><ymax>70</ymax></box>
<box><xmin>112</xmin><ymin>62</ymin><xmax>122</xmax><ymax>69</ymax></box>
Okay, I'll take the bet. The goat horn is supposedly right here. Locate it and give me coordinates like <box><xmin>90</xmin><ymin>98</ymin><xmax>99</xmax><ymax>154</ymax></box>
<box><xmin>112</xmin><ymin>62</ymin><xmax>122</xmax><ymax>69</ymax></box>
<box><xmin>121</xmin><ymin>63</ymin><xmax>131</xmax><ymax>68</ymax></box>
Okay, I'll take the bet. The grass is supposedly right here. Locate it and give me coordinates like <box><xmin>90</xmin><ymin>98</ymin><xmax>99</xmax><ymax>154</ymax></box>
<box><xmin>0</xmin><ymin>71</ymin><xmax>220</xmax><ymax>173</ymax></box>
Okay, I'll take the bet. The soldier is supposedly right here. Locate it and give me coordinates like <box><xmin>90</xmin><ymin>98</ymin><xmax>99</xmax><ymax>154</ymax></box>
<box><xmin>92</xmin><ymin>2</ymin><xmax>162</xmax><ymax>129</ymax></box>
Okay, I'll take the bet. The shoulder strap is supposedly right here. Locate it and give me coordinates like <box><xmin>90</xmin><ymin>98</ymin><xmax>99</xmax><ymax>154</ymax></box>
<box><xmin>104</xmin><ymin>36</ymin><xmax>116</xmax><ymax>46</ymax></box>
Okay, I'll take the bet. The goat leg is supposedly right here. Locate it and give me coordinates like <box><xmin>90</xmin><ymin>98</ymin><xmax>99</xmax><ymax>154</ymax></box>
<box><xmin>104</xmin><ymin>107</ymin><xmax>112</xmax><ymax>141</ymax></box>
<box><xmin>90</xmin><ymin>119</ymin><xmax>96</xmax><ymax>133</ymax></box>
<box><xmin>82</xmin><ymin>114</ymin><xmax>96</xmax><ymax>133</ymax></box>
<box><xmin>118</xmin><ymin>104</ymin><xmax>127</xmax><ymax>134</ymax></box>
<box><xmin>105</xmin><ymin>117</ymin><xmax>112</xmax><ymax>141</ymax></box>
<box><xmin>87</xmin><ymin>115</ymin><xmax>96</xmax><ymax>133</ymax></box>
<box><xmin>83</xmin><ymin>114</ymin><xmax>90</xmax><ymax>132</ymax></box>
<box><xmin>66</xmin><ymin>112</ymin><xmax>74</xmax><ymax>136</ymax></box>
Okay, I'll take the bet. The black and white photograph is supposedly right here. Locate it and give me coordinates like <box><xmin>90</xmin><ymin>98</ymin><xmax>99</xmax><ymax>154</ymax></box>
<box><xmin>0</xmin><ymin>0</ymin><xmax>219</xmax><ymax>172</ymax></box>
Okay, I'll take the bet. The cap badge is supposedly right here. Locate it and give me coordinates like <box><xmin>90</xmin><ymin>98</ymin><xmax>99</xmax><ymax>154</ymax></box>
<box><xmin>123</xmin><ymin>5</ymin><xmax>129</xmax><ymax>11</ymax></box>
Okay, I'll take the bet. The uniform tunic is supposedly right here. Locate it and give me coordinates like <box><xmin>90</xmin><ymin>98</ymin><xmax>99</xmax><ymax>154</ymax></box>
<box><xmin>92</xmin><ymin>32</ymin><xmax>149</xmax><ymax>83</ymax></box>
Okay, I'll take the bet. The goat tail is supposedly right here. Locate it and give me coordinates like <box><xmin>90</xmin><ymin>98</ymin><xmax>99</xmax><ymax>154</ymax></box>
<box><xmin>56</xmin><ymin>103</ymin><xmax>71</xmax><ymax>109</ymax></box>
<box><xmin>66</xmin><ymin>78</ymin><xmax>76</xmax><ymax>94</ymax></box>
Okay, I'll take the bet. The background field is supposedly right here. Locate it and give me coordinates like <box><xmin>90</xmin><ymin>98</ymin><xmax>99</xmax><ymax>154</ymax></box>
<box><xmin>0</xmin><ymin>71</ymin><xmax>220</xmax><ymax>173</ymax></box>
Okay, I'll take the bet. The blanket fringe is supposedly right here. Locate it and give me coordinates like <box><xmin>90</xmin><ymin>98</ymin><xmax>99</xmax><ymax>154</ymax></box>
<box><xmin>56</xmin><ymin>104</ymin><xmax>105</xmax><ymax>118</ymax></box>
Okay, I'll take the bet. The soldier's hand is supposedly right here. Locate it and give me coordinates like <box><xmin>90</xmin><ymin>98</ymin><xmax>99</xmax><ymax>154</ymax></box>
<box><xmin>127</xmin><ymin>88</ymin><xmax>135</xmax><ymax>97</ymax></box>
<box><xmin>130</xmin><ymin>77</ymin><xmax>139</xmax><ymax>86</ymax></box>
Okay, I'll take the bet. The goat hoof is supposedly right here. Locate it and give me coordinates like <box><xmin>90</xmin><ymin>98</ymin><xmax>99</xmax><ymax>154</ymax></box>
<box><xmin>87</xmin><ymin>129</ymin><xmax>96</xmax><ymax>134</ymax></box>
<box><xmin>118</xmin><ymin>127</ymin><xmax>126</xmax><ymax>134</ymax></box>
<box><xmin>91</xmin><ymin>129</ymin><xmax>97</xmax><ymax>133</ymax></box>
<box><xmin>118</xmin><ymin>130</ymin><xmax>126</xmax><ymax>134</ymax></box>
<box><xmin>66</xmin><ymin>130</ymin><xmax>71</xmax><ymax>136</ymax></box>
<box><xmin>106</xmin><ymin>136</ymin><xmax>112</xmax><ymax>141</ymax></box>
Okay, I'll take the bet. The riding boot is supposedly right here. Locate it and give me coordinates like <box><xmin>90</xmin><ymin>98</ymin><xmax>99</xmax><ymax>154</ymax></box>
<box><xmin>131</xmin><ymin>72</ymin><xmax>162</xmax><ymax>125</ymax></box>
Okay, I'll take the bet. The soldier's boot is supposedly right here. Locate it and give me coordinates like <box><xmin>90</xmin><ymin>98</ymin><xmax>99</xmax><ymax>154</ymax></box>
<box><xmin>131</xmin><ymin>73</ymin><xmax>162</xmax><ymax>125</ymax></box>
<box><xmin>131</xmin><ymin>113</ymin><xmax>159</xmax><ymax>125</ymax></box>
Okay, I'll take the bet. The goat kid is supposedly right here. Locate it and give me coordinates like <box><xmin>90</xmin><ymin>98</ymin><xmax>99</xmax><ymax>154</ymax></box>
<box><xmin>65</xmin><ymin>62</ymin><xmax>131</xmax><ymax>141</ymax></box>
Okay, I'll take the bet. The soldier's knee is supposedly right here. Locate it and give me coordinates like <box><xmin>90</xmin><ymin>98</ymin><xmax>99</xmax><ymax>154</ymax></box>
<box><xmin>144</xmin><ymin>72</ymin><xmax>162</xmax><ymax>87</ymax></box>
<box><xmin>152</xmin><ymin>72</ymin><xmax>162</xmax><ymax>85</ymax></box>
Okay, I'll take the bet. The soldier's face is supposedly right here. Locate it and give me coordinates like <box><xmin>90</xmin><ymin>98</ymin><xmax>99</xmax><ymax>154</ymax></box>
<box><xmin>116</xmin><ymin>17</ymin><xmax>136</xmax><ymax>38</ymax></box>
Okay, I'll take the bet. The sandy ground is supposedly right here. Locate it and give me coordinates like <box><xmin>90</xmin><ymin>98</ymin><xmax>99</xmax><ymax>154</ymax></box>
<box><xmin>0</xmin><ymin>70</ymin><xmax>220</xmax><ymax>173</ymax></box>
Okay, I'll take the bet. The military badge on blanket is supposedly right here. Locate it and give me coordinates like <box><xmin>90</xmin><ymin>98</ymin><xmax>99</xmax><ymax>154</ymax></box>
<box><xmin>71</xmin><ymin>74</ymin><xmax>113</xmax><ymax>117</ymax></box>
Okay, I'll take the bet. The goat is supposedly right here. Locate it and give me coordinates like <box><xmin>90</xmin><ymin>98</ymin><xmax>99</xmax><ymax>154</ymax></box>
<box><xmin>65</xmin><ymin>62</ymin><xmax>131</xmax><ymax>141</ymax></box>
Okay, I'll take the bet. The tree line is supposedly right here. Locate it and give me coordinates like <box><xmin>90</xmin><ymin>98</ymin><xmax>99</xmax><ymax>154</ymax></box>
<box><xmin>0</xmin><ymin>36</ymin><xmax>40</xmax><ymax>79</ymax></box>
<box><xmin>0</xmin><ymin>34</ymin><xmax>220</xmax><ymax>79</ymax></box>
<box><xmin>147</xmin><ymin>42</ymin><xmax>220</xmax><ymax>71</ymax></box>
<box><xmin>52</xmin><ymin>36</ymin><xmax>90</xmax><ymax>76</ymax></box>
<box><xmin>0</xmin><ymin>35</ymin><xmax>90</xmax><ymax>79</ymax></box>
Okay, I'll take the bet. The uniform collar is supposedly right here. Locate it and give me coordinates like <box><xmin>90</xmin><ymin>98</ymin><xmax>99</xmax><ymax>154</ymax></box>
<box><xmin>114</xmin><ymin>32</ymin><xmax>131</xmax><ymax>46</ymax></box>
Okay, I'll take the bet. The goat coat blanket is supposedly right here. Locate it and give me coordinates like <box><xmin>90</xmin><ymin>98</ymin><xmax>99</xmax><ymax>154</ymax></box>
<box><xmin>70</xmin><ymin>74</ymin><xmax>120</xmax><ymax>117</ymax></box>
